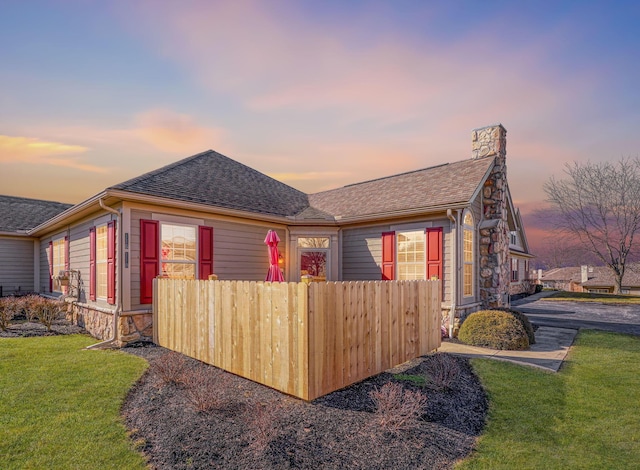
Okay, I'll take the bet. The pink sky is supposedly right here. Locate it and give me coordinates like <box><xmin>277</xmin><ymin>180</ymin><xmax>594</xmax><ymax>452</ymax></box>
<box><xmin>1</xmin><ymin>1</ymin><xmax>639</xmax><ymax>258</ymax></box>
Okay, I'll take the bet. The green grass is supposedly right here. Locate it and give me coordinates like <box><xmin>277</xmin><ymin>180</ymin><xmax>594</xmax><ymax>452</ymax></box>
<box><xmin>0</xmin><ymin>335</ymin><xmax>148</xmax><ymax>470</ymax></box>
<box><xmin>457</xmin><ymin>330</ymin><xmax>640</xmax><ymax>469</ymax></box>
<box><xmin>542</xmin><ymin>290</ymin><xmax>640</xmax><ymax>304</ymax></box>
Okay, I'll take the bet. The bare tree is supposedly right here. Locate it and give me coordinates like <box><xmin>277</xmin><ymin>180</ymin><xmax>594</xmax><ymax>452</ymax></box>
<box><xmin>544</xmin><ymin>158</ymin><xmax>640</xmax><ymax>293</ymax></box>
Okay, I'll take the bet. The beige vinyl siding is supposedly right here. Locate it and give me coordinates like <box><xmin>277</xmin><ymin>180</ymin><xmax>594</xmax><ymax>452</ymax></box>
<box><xmin>342</xmin><ymin>227</ymin><xmax>384</xmax><ymax>281</ymax></box>
<box><xmin>0</xmin><ymin>236</ymin><xmax>35</xmax><ymax>295</ymax></box>
<box><xmin>130</xmin><ymin>209</ymin><xmax>284</xmax><ymax>310</ymax></box>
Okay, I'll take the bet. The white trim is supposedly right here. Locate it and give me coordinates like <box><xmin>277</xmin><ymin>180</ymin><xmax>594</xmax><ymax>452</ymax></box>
<box><xmin>152</xmin><ymin>213</ymin><xmax>204</xmax><ymax>226</ymax></box>
<box><xmin>390</xmin><ymin>221</ymin><xmax>433</xmax><ymax>231</ymax></box>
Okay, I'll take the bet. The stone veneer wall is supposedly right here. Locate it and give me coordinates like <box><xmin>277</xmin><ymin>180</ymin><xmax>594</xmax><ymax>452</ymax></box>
<box><xmin>66</xmin><ymin>302</ymin><xmax>153</xmax><ymax>346</ymax></box>
<box><xmin>473</xmin><ymin>124</ymin><xmax>510</xmax><ymax>308</ymax></box>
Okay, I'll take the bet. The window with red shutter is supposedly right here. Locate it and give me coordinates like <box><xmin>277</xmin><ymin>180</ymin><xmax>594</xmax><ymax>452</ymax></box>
<box><xmin>107</xmin><ymin>221</ymin><xmax>116</xmax><ymax>304</ymax></box>
<box><xmin>89</xmin><ymin>227</ymin><xmax>96</xmax><ymax>301</ymax></box>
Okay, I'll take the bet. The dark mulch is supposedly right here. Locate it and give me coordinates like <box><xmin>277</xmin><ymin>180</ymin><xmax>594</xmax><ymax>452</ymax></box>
<box><xmin>122</xmin><ymin>344</ymin><xmax>488</xmax><ymax>470</ymax></box>
<box><xmin>0</xmin><ymin>318</ymin><xmax>86</xmax><ymax>337</ymax></box>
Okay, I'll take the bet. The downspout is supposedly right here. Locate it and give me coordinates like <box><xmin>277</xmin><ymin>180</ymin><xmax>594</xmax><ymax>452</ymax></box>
<box><xmin>446</xmin><ymin>209</ymin><xmax>457</xmax><ymax>339</ymax></box>
<box><xmin>86</xmin><ymin>199</ymin><xmax>122</xmax><ymax>349</ymax></box>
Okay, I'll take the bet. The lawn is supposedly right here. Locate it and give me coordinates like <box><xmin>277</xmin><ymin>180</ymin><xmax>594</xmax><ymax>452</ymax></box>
<box><xmin>458</xmin><ymin>330</ymin><xmax>640</xmax><ymax>469</ymax></box>
<box><xmin>541</xmin><ymin>290</ymin><xmax>640</xmax><ymax>304</ymax></box>
<box><xmin>0</xmin><ymin>335</ymin><xmax>148</xmax><ymax>470</ymax></box>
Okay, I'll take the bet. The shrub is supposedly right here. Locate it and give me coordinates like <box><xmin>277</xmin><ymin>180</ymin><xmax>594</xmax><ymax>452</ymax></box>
<box><xmin>246</xmin><ymin>402</ymin><xmax>285</xmax><ymax>454</ymax></box>
<box><xmin>458</xmin><ymin>309</ymin><xmax>530</xmax><ymax>350</ymax></box>
<box><xmin>423</xmin><ymin>353</ymin><xmax>460</xmax><ymax>391</ymax></box>
<box><xmin>152</xmin><ymin>351</ymin><xmax>188</xmax><ymax>385</ymax></box>
<box><xmin>20</xmin><ymin>296</ymin><xmax>65</xmax><ymax>331</ymax></box>
<box><xmin>369</xmin><ymin>382</ymin><xmax>428</xmax><ymax>435</ymax></box>
<box><xmin>494</xmin><ymin>307</ymin><xmax>536</xmax><ymax>345</ymax></box>
<box><xmin>182</xmin><ymin>367</ymin><xmax>229</xmax><ymax>413</ymax></box>
<box><xmin>0</xmin><ymin>297</ymin><xmax>17</xmax><ymax>331</ymax></box>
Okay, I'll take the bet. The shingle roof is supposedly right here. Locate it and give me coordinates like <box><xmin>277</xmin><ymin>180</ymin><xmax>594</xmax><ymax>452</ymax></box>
<box><xmin>581</xmin><ymin>266</ymin><xmax>640</xmax><ymax>288</ymax></box>
<box><xmin>109</xmin><ymin>150</ymin><xmax>310</xmax><ymax>217</ymax></box>
<box><xmin>109</xmin><ymin>151</ymin><xmax>495</xmax><ymax>221</ymax></box>
<box><xmin>0</xmin><ymin>195</ymin><xmax>72</xmax><ymax>233</ymax></box>
<box><xmin>306</xmin><ymin>157</ymin><xmax>494</xmax><ymax>219</ymax></box>
<box><xmin>540</xmin><ymin>267</ymin><xmax>582</xmax><ymax>282</ymax></box>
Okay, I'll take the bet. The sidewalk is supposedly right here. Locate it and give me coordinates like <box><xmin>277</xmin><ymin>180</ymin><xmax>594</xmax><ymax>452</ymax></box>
<box><xmin>438</xmin><ymin>326</ymin><xmax>578</xmax><ymax>372</ymax></box>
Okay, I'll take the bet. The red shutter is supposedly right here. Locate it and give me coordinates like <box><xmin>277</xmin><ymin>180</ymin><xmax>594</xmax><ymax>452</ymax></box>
<box><xmin>48</xmin><ymin>241</ymin><xmax>53</xmax><ymax>292</ymax></box>
<box><xmin>64</xmin><ymin>236</ymin><xmax>69</xmax><ymax>295</ymax></box>
<box><xmin>198</xmin><ymin>226</ymin><xmax>214</xmax><ymax>280</ymax></box>
<box><xmin>381</xmin><ymin>231</ymin><xmax>395</xmax><ymax>280</ymax></box>
<box><xmin>426</xmin><ymin>227</ymin><xmax>443</xmax><ymax>280</ymax></box>
<box><xmin>107</xmin><ymin>221</ymin><xmax>116</xmax><ymax>304</ymax></box>
<box><xmin>89</xmin><ymin>227</ymin><xmax>96</xmax><ymax>301</ymax></box>
<box><xmin>140</xmin><ymin>219</ymin><xmax>159</xmax><ymax>304</ymax></box>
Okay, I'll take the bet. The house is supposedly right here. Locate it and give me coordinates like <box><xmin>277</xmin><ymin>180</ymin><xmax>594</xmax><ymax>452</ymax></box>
<box><xmin>539</xmin><ymin>267</ymin><xmax>582</xmax><ymax>291</ymax></box>
<box><xmin>2</xmin><ymin>123</ymin><xmax>533</xmax><ymax>344</ymax></box>
<box><xmin>508</xmin><ymin>207</ymin><xmax>535</xmax><ymax>296</ymax></box>
<box><xmin>0</xmin><ymin>195</ymin><xmax>71</xmax><ymax>296</ymax></box>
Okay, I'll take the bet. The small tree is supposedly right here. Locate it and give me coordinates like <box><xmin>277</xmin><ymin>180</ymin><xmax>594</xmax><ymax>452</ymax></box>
<box><xmin>544</xmin><ymin>158</ymin><xmax>640</xmax><ymax>294</ymax></box>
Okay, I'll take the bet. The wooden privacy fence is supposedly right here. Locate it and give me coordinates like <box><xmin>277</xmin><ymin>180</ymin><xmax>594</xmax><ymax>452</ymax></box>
<box><xmin>153</xmin><ymin>279</ymin><xmax>441</xmax><ymax>400</ymax></box>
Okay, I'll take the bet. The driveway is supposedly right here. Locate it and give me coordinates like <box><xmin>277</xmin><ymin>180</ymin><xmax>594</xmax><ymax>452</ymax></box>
<box><xmin>512</xmin><ymin>292</ymin><xmax>640</xmax><ymax>336</ymax></box>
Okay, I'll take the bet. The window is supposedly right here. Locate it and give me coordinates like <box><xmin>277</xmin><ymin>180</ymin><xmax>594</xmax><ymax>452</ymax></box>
<box><xmin>161</xmin><ymin>223</ymin><xmax>197</xmax><ymax>279</ymax></box>
<box><xmin>298</xmin><ymin>237</ymin><xmax>329</xmax><ymax>248</ymax></box>
<box><xmin>51</xmin><ymin>238</ymin><xmax>66</xmax><ymax>292</ymax></box>
<box><xmin>511</xmin><ymin>258</ymin><xmax>519</xmax><ymax>282</ymax></box>
<box><xmin>510</xmin><ymin>231</ymin><xmax>517</xmax><ymax>245</ymax></box>
<box><xmin>463</xmin><ymin>211</ymin><xmax>474</xmax><ymax>296</ymax></box>
<box><xmin>96</xmin><ymin>225</ymin><xmax>108</xmax><ymax>298</ymax></box>
<box><xmin>397</xmin><ymin>230</ymin><xmax>425</xmax><ymax>280</ymax></box>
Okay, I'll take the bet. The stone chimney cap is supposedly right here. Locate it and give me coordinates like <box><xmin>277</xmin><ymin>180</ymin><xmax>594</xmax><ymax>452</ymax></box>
<box><xmin>472</xmin><ymin>124</ymin><xmax>507</xmax><ymax>160</ymax></box>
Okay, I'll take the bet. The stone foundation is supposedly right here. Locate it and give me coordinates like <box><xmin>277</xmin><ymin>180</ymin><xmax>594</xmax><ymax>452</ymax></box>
<box><xmin>66</xmin><ymin>301</ymin><xmax>153</xmax><ymax>346</ymax></box>
<box><xmin>118</xmin><ymin>312</ymin><xmax>154</xmax><ymax>344</ymax></box>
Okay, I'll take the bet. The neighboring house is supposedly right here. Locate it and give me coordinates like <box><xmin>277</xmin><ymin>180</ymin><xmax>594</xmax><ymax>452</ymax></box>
<box><xmin>579</xmin><ymin>265</ymin><xmax>640</xmax><ymax>294</ymax></box>
<box><xmin>2</xmin><ymin>123</ymin><xmax>534</xmax><ymax>344</ymax></box>
<box><xmin>0</xmin><ymin>195</ymin><xmax>72</xmax><ymax>296</ymax></box>
<box><xmin>539</xmin><ymin>265</ymin><xmax>640</xmax><ymax>294</ymax></box>
<box><xmin>539</xmin><ymin>267</ymin><xmax>582</xmax><ymax>291</ymax></box>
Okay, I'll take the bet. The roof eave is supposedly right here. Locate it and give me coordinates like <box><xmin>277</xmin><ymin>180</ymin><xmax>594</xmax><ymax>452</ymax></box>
<box><xmin>331</xmin><ymin>202</ymin><xmax>470</xmax><ymax>225</ymax></box>
<box><xmin>28</xmin><ymin>191</ymin><xmax>110</xmax><ymax>236</ymax></box>
<box><xmin>107</xmin><ymin>189</ymin><xmax>296</xmax><ymax>225</ymax></box>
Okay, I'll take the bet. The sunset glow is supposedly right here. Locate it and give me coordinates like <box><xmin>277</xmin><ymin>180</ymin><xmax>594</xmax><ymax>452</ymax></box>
<box><xmin>1</xmin><ymin>1</ymin><xmax>639</xmax><ymax>257</ymax></box>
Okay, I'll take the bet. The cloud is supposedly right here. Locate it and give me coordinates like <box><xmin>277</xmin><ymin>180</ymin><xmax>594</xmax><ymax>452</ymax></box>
<box><xmin>119</xmin><ymin>0</ymin><xmax>591</xmax><ymax>125</ymax></box>
<box><xmin>0</xmin><ymin>135</ymin><xmax>107</xmax><ymax>173</ymax></box>
<box><xmin>132</xmin><ymin>109</ymin><xmax>227</xmax><ymax>154</ymax></box>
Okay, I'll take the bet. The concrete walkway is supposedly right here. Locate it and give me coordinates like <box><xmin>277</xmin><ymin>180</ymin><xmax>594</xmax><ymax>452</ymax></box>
<box><xmin>438</xmin><ymin>326</ymin><xmax>578</xmax><ymax>372</ymax></box>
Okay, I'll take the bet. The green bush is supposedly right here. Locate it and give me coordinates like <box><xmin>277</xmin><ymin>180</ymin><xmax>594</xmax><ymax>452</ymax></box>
<box><xmin>494</xmin><ymin>307</ymin><xmax>536</xmax><ymax>345</ymax></box>
<box><xmin>458</xmin><ymin>310</ymin><xmax>530</xmax><ymax>350</ymax></box>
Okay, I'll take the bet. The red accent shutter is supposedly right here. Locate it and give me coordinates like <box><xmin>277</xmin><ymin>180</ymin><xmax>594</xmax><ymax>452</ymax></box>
<box><xmin>381</xmin><ymin>231</ymin><xmax>395</xmax><ymax>280</ymax></box>
<box><xmin>89</xmin><ymin>227</ymin><xmax>96</xmax><ymax>301</ymax></box>
<box><xmin>198</xmin><ymin>226</ymin><xmax>214</xmax><ymax>280</ymax></box>
<box><xmin>107</xmin><ymin>221</ymin><xmax>116</xmax><ymax>304</ymax></box>
<box><xmin>48</xmin><ymin>241</ymin><xmax>53</xmax><ymax>292</ymax></box>
<box><xmin>64</xmin><ymin>236</ymin><xmax>69</xmax><ymax>295</ymax></box>
<box><xmin>140</xmin><ymin>219</ymin><xmax>159</xmax><ymax>304</ymax></box>
<box><xmin>426</xmin><ymin>227</ymin><xmax>443</xmax><ymax>280</ymax></box>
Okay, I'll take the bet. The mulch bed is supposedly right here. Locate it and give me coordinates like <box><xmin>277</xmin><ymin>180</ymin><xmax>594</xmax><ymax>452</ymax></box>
<box><xmin>122</xmin><ymin>344</ymin><xmax>488</xmax><ymax>469</ymax></box>
<box><xmin>0</xmin><ymin>318</ymin><xmax>86</xmax><ymax>337</ymax></box>
<box><xmin>1</xmin><ymin>322</ymin><xmax>489</xmax><ymax>469</ymax></box>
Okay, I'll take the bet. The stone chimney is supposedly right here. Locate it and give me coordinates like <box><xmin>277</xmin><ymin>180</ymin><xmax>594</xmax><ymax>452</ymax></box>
<box><xmin>476</xmin><ymin>124</ymin><xmax>510</xmax><ymax>308</ymax></box>
<box><xmin>581</xmin><ymin>265</ymin><xmax>588</xmax><ymax>283</ymax></box>
<box><xmin>472</xmin><ymin>124</ymin><xmax>507</xmax><ymax>160</ymax></box>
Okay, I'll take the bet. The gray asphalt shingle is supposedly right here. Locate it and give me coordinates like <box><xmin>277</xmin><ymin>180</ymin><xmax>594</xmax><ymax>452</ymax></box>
<box><xmin>0</xmin><ymin>195</ymin><xmax>72</xmax><ymax>233</ymax></box>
